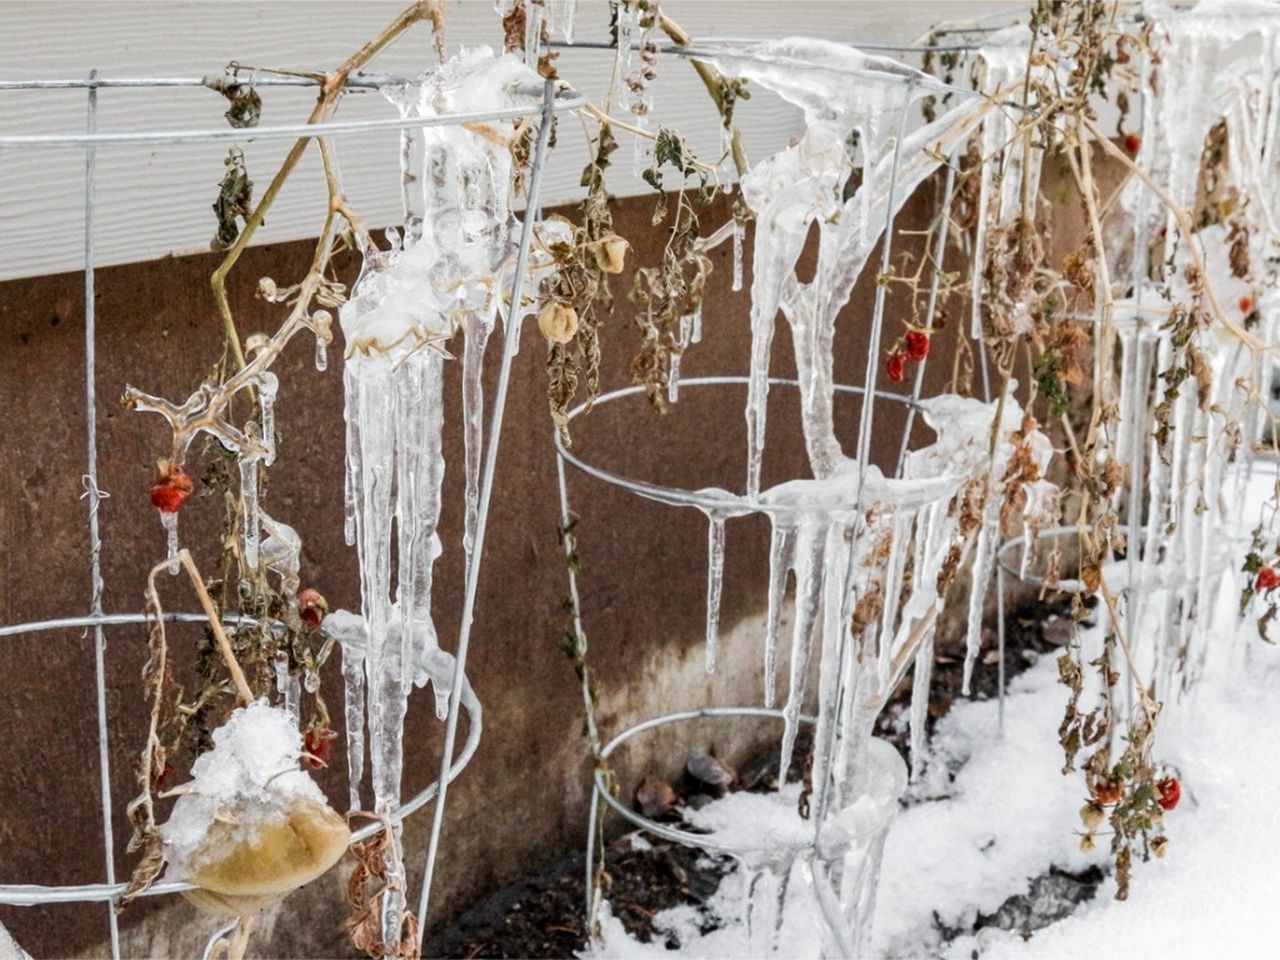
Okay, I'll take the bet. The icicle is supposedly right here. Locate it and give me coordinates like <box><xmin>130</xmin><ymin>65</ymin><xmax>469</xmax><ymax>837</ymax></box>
<box><xmin>161</xmin><ymin>510</ymin><xmax>180</xmax><ymax>575</ymax></box>
<box><xmin>615</xmin><ymin>2</ymin><xmax>636</xmax><ymax>86</ymax></box>
<box><xmin>315</xmin><ymin>336</ymin><xmax>328</xmax><ymax>372</ymax></box>
<box><xmin>732</xmin><ymin>218</ymin><xmax>745</xmax><ymax>292</ymax></box>
<box><xmin>778</xmin><ymin>522</ymin><xmax>827</xmax><ymax>782</ymax></box>
<box><xmin>327</xmin><ymin>610</ymin><xmax>367</xmax><ymax>813</ymax></box>
<box><xmin>462</xmin><ymin>312</ymin><xmax>494</xmax><ymax>567</ymax></box>
<box><xmin>961</xmin><ymin>505</ymin><xmax>997</xmax><ymax>696</ymax></box>
<box><xmin>239</xmin><ymin>450</ymin><xmax>260</xmax><ymax>573</ymax></box>
<box><xmin>704</xmin><ymin>512</ymin><xmax>726</xmax><ymax>673</ymax></box>
<box><xmin>273</xmin><ymin>647</ymin><xmax>300</xmax><ymax>716</ymax></box>
<box><xmin>763</xmin><ymin>520</ymin><xmax>795</xmax><ymax>708</ymax></box>
<box><xmin>561</xmin><ymin>0</ymin><xmax>577</xmax><ymax>43</ymax></box>
<box><xmin>632</xmin><ymin>126</ymin><xmax>649</xmax><ymax>178</ymax></box>
<box><xmin>908</xmin><ymin>635</ymin><xmax>934</xmax><ymax>782</ymax></box>
<box><xmin>809</xmin><ymin>516</ymin><xmax>858</xmax><ymax>814</ymax></box>
<box><xmin>257</xmin><ymin>372</ymin><xmax>278</xmax><ymax>465</ymax></box>
<box><xmin>524</xmin><ymin>1</ymin><xmax>544</xmax><ymax>66</ymax></box>
<box><xmin>667</xmin><ymin>314</ymin><xmax>692</xmax><ymax>405</ymax></box>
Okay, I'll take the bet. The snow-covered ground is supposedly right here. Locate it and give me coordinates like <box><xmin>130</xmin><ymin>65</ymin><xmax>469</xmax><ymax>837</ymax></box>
<box><xmin>593</xmin><ymin>467</ymin><xmax>1280</xmax><ymax>959</ymax></box>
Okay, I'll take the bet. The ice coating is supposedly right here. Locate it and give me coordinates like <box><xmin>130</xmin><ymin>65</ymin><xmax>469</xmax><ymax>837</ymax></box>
<box><xmin>710</xmin><ymin>38</ymin><xmax>999</xmax><ymax>496</ymax></box>
<box><xmin>553</xmin><ymin>38</ymin><xmax>1063</xmax><ymax>954</ymax></box>
<box><xmin>341</xmin><ymin>46</ymin><xmax>538</xmax><ymax>811</ymax></box>
<box><xmin>1085</xmin><ymin>1</ymin><xmax>1280</xmax><ymax>690</ymax></box>
<box><xmin>161</xmin><ymin>701</ymin><xmax>326</xmax><ymax>881</ymax></box>
<box><xmin>259</xmin><ymin>512</ymin><xmax>302</xmax><ymax>599</ymax></box>
<box><xmin>161</xmin><ymin>510</ymin><xmax>179</xmax><ymax>575</ymax></box>
<box><xmin>340</xmin><ymin>47</ymin><xmax>544</xmax><ymax>936</ymax></box>
<box><xmin>703</xmin><ymin>511</ymin><xmax>727</xmax><ymax>673</ymax></box>
<box><xmin>968</xmin><ymin>27</ymin><xmax>1042</xmax><ymax>340</ymax></box>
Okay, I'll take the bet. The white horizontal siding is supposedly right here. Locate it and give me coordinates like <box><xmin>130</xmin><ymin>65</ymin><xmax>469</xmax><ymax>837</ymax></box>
<box><xmin>0</xmin><ymin>1</ymin><xmax>1025</xmax><ymax>280</ymax></box>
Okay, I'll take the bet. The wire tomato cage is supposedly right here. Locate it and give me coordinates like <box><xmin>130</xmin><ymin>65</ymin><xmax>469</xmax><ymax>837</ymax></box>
<box><xmin>0</xmin><ymin>67</ymin><xmax>583</xmax><ymax>959</ymax></box>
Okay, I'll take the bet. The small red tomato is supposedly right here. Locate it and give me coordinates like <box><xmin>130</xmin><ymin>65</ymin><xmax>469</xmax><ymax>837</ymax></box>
<box><xmin>1156</xmin><ymin>776</ymin><xmax>1181</xmax><ymax>812</ymax></box>
<box><xmin>153</xmin><ymin>760</ymin><xmax>175</xmax><ymax>793</ymax></box>
<box><xmin>1093</xmin><ymin>781</ymin><xmax>1123</xmax><ymax>805</ymax></box>
<box><xmin>885</xmin><ymin>352</ymin><xmax>907</xmax><ymax>383</ymax></box>
<box><xmin>1256</xmin><ymin>567</ymin><xmax>1279</xmax><ymax>591</ymax></box>
<box><xmin>1124</xmin><ymin>132</ymin><xmax>1142</xmax><ymax>154</ymax></box>
<box><xmin>1240</xmin><ymin>295</ymin><xmax>1255</xmax><ymax>314</ymax></box>
<box><xmin>303</xmin><ymin>727</ymin><xmax>333</xmax><ymax>770</ymax></box>
<box><xmin>904</xmin><ymin>330</ymin><xmax>930</xmax><ymax>362</ymax></box>
<box><xmin>297</xmin><ymin>587</ymin><xmax>329</xmax><ymax>633</ymax></box>
<box><xmin>149</xmin><ymin>462</ymin><xmax>194</xmax><ymax>513</ymax></box>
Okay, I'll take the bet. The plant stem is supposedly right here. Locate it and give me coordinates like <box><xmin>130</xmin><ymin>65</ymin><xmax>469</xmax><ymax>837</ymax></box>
<box><xmin>1084</xmin><ymin>116</ymin><xmax>1273</xmax><ymax>356</ymax></box>
<box><xmin>657</xmin><ymin>12</ymin><xmax>748</xmax><ymax>177</ymax></box>
<box><xmin>209</xmin><ymin>0</ymin><xmax>439</xmax><ymax>369</ymax></box>
<box><xmin>179</xmin><ymin>549</ymin><xmax>254</xmax><ymax>705</ymax></box>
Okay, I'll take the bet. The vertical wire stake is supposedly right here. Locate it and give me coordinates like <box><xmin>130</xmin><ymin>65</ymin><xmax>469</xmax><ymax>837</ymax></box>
<box><xmin>556</xmin><ymin>451</ymin><xmax>604</xmax><ymax>930</ymax></box>
<box><xmin>895</xmin><ymin>159</ymin><xmax>957</xmax><ymax>476</ymax></box>
<box><xmin>83</xmin><ymin>68</ymin><xmax>122</xmax><ymax>959</ymax></box>
<box><xmin>817</xmin><ymin>82</ymin><xmax>914</xmax><ymax>830</ymax></box>
<box><xmin>996</xmin><ymin>564</ymin><xmax>1007</xmax><ymax>733</ymax></box>
<box><xmin>416</xmin><ymin>78</ymin><xmax>558</xmax><ymax>945</ymax></box>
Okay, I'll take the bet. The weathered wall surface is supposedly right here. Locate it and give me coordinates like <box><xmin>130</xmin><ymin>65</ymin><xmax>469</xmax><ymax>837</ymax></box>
<box><xmin>0</xmin><ymin>172</ymin><xmax>977</xmax><ymax>959</ymax></box>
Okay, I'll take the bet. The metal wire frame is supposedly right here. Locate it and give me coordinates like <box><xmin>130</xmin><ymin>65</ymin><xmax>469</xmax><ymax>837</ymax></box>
<box><xmin>415</xmin><ymin>77</ymin><xmax>559</xmax><ymax>945</ymax></box>
<box><xmin>582</xmin><ymin>706</ymin><xmax>816</xmax><ymax>909</ymax></box>
<box><xmin>550</xmin><ymin>53</ymin><xmax>970</xmax><ymax>919</ymax></box>
<box><xmin>0</xmin><ymin>68</ymin><xmax>571</xmax><ymax>958</ymax></box>
<box><xmin>553</xmin><ymin>377</ymin><xmax>934</xmax><ymax>515</ymax></box>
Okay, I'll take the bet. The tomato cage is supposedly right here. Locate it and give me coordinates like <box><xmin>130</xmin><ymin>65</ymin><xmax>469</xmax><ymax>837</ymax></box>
<box><xmin>0</xmin><ymin>68</ymin><xmax>582</xmax><ymax>958</ymax></box>
<box><xmin>547</xmin><ymin>36</ymin><xmax>1067</xmax><ymax>956</ymax></box>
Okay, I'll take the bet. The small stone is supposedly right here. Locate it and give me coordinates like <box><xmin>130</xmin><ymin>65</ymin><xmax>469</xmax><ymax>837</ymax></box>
<box><xmin>634</xmin><ymin>775</ymin><xmax>678</xmax><ymax>819</ymax></box>
<box><xmin>686</xmin><ymin>752</ymin><xmax>736</xmax><ymax>790</ymax></box>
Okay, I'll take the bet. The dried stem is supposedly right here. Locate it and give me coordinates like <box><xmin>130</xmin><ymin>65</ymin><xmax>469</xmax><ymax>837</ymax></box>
<box><xmin>210</xmin><ymin>1</ymin><xmax>441</xmax><ymax>369</ymax></box>
<box><xmin>178</xmin><ymin>549</ymin><xmax>254</xmax><ymax>705</ymax></box>
<box><xmin>1084</xmin><ymin>116</ymin><xmax>1274</xmax><ymax>356</ymax></box>
<box><xmin>656</xmin><ymin>12</ymin><xmax>749</xmax><ymax>177</ymax></box>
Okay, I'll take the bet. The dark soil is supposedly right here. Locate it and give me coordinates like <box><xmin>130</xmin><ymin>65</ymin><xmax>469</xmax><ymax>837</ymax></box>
<box><xmin>426</xmin><ymin>597</ymin><xmax>1091</xmax><ymax>959</ymax></box>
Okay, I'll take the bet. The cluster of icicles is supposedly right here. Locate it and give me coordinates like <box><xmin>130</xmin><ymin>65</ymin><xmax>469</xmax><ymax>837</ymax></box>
<box><xmin>570</xmin><ymin>37</ymin><xmax>1063</xmax><ymax>956</ymax></box>
<box><xmin>621</xmin><ymin>6</ymin><xmax>1280</xmax><ymax>950</ymax></box>
<box><xmin>127</xmin><ymin>43</ymin><xmax>561</xmax><ymax>940</ymax></box>
<box><xmin>969</xmin><ymin>2</ymin><xmax>1279</xmax><ymax>697</ymax></box>
<box><xmin>333</xmin><ymin>47</ymin><xmax>564</xmax><ymax>940</ymax></box>
<box><xmin>1106</xmin><ymin>0</ymin><xmax>1280</xmax><ymax>693</ymax></box>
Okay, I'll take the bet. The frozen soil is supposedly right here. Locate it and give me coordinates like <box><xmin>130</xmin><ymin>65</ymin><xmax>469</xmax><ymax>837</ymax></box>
<box><xmin>425</xmin><ymin>596</ymin><xmax>1078</xmax><ymax>959</ymax></box>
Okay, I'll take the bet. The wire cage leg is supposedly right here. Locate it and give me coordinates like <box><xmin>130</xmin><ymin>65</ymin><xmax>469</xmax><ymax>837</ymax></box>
<box><xmin>415</xmin><ymin>77</ymin><xmax>559</xmax><ymax>947</ymax></box>
<box><xmin>82</xmin><ymin>68</ymin><xmax>123</xmax><ymax>960</ymax></box>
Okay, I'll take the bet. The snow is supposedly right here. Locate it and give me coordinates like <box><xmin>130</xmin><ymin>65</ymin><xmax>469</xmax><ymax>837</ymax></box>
<box><xmin>161</xmin><ymin>701</ymin><xmax>326</xmax><ymax>881</ymax></box>
<box><xmin>591</xmin><ymin>462</ymin><xmax>1280</xmax><ymax>959</ymax></box>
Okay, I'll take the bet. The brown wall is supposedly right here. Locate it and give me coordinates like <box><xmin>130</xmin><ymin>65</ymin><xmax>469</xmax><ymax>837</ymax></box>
<box><xmin>0</xmin><ymin>182</ymin><xmax>970</xmax><ymax>958</ymax></box>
